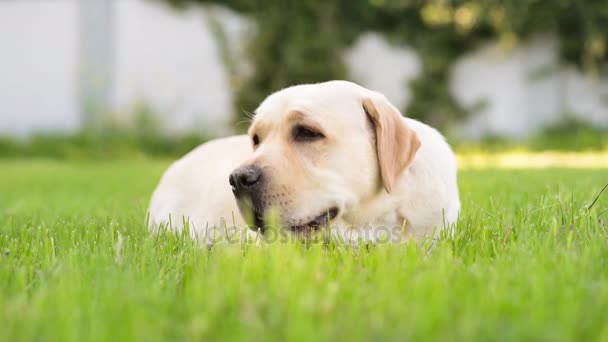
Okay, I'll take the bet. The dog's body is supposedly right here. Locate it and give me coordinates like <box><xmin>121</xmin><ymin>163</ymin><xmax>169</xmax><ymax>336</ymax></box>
<box><xmin>149</xmin><ymin>81</ymin><xmax>460</xmax><ymax>241</ymax></box>
<box><xmin>149</xmin><ymin>135</ymin><xmax>251</xmax><ymax>232</ymax></box>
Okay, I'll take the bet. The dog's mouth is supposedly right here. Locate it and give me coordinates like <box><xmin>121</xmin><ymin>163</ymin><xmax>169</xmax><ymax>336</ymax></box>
<box><xmin>248</xmin><ymin>206</ymin><xmax>339</xmax><ymax>234</ymax></box>
<box><xmin>253</xmin><ymin>211</ymin><xmax>265</xmax><ymax>232</ymax></box>
<box><xmin>288</xmin><ymin>207</ymin><xmax>339</xmax><ymax>233</ymax></box>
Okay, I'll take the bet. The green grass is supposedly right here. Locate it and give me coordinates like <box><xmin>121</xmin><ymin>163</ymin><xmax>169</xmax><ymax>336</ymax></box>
<box><xmin>1</xmin><ymin>160</ymin><xmax>608</xmax><ymax>341</ymax></box>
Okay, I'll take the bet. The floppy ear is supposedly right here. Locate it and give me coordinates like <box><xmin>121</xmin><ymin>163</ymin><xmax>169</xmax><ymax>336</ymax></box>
<box><xmin>362</xmin><ymin>94</ymin><xmax>421</xmax><ymax>193</ymax></box>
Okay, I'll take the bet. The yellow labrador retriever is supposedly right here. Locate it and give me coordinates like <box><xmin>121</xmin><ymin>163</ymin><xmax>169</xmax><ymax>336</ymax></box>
<box><xmin>149</xmin><ymin>81</ymin><xmax>460</xmax><ymax>242</ymax></box>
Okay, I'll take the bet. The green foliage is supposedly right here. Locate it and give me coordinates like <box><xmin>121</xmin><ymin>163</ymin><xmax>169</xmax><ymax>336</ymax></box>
<box><xmin>2</xmin><ymin>161</ymin><xmax>608</xmax><ymax>340</ymax></box>
<box><xmin>232</xmin><ymin>1</ymin><xmax>353</xmax><ymax>116</ymax></box>
<box><xmin>1</xmin><ymin>118</ymin><xmax>605</xmax><ymax>160</ymax></box>
<box><xmin>454</xmin><ymin>118</ymin><xmax>608</xmax><ymax>153</ymax></box>
<box><xmin>162</xmin><ymin>0</ymin><xmax>608</xmax><ymax>130</ymax></box>
<box><xmin>529</xmin><ymin>118</ymin><xmax>608</xmax><ymax>151</ymax></box>
<box><xmin>0</xmin><ymin>132</ymin><xmax>206</xmax><ymax>159</ymax></box>
<box><xmin>0</xmin><ymin>102</ymin><xmax>209</xmax><ymax>160</ymax></box>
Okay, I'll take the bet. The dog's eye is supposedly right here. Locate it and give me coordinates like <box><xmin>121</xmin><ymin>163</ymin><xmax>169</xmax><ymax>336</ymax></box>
<box><xmin>252</xmin><ymin>134</ymin><xmax>260</xmax><ymax>147</ymax></box>
<box><xmin>293</xmin><ymin>125</ymin><xmax>324</xmax><ymax>142</ymax></box>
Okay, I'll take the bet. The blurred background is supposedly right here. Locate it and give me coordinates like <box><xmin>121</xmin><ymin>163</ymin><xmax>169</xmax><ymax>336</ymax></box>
<box><xmin>0</xmin><ymin>0</ymin><xmax>607</xmax><ymax>158</ymax></box>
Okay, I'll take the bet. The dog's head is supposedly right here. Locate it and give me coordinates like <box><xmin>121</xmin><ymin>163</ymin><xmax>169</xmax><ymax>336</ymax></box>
<box><xmin>229</xmin><ymin>81</ymin><xmax>420</xmax><ymax>233</ymax></box>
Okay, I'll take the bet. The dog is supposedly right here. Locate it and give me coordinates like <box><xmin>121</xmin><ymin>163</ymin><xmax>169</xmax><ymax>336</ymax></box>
<box><xmin>149</xmin><ymin>80</ymin><xmax>460</xmax><ymax>242</ymax></box>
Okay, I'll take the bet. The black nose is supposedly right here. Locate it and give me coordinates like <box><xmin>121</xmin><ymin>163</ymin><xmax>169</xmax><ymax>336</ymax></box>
<box><xmin>229</xmin><ymin>165</ymin><xmax>262</xmax><ymax>193</ymax></box>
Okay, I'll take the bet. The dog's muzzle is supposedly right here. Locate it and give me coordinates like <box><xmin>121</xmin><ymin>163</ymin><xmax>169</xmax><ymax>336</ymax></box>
<box><xmin>229</xmin><ymin>165</ymin><xmax>266</xmax><ymax>230</ymax></box>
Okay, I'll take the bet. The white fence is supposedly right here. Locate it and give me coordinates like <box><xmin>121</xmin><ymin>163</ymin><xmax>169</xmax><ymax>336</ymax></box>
<box><xmin>1</xmin><ymin>0</ymin><xmax>606</xmax><ymax>138</ymax></box>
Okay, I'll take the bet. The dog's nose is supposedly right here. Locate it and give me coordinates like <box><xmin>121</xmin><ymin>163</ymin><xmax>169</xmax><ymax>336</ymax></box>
<box><xmin>229</xmin><ymin>165</ymin><xmax>262</xmax><ymax>193</ymax></box>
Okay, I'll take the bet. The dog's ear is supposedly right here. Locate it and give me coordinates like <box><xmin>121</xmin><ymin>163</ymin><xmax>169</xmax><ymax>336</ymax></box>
<box><xmin>363</xmin><ymin>93</ymin><xmax>421</xmax><ymax>193</ymax></box>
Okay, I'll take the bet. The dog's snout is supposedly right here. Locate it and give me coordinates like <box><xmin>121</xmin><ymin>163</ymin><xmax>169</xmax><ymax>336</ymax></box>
<box><xmin>229</xmin><ymin>165</ymin><xmax>263</xmax><ymax>193</ymax></box>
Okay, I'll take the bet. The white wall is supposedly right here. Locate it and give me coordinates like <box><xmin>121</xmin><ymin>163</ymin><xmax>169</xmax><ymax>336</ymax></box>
<box><xmin>451</xmin><ymin>34</ymin><xmax>608</xmax><ymax>138</ymax></box>
<box><xmin>0</xmin><ymin>0</ymin><xmax>79</xmax><ymax>137</ymax></box>
<box><xmin>345</xmin><ymin>32</ymin><xmax>422</xmax><ymax>110</ymax></box>
<box><xmin>0</xmin><ymin>0</ymin><xmax>250</xmax><ymax>137</ymax></box>
<box><xmin>111</xmin><ymin>0</ymin><xmax>251</xmax><ymax>135</ymax></box>
<box><xmin>563</xmin><ymin>66</ymin><xmax>608</xmax><ymax>127</ymax></box>
<box><xmin>451</xmin><ymin>35</ymin><xmax>562</xmax><ymax>138</ymax></box>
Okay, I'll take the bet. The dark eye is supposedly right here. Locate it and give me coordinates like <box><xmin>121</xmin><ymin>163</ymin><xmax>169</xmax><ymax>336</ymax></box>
<box><xmin>252</xmin><ymin>134</ymin><xmax>260</xmax><ymax>147</ymax></box>
<box><xmin>293</xmin><ymin>125</ymin><xmax>325</xmax><ymax>142</ymax></box>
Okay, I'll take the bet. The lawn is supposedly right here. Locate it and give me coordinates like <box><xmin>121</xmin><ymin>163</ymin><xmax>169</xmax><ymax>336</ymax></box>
<box><xmin>1</xmin><ymin>160</ymin><xmax>608</xmax><ymax>341</ymax></box>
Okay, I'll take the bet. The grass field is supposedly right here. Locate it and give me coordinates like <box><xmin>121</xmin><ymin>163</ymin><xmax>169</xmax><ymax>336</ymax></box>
<box><xmin>1</xmin><ymin>160</ymin><xmax>608</xmax><ymax>341</ymax></box>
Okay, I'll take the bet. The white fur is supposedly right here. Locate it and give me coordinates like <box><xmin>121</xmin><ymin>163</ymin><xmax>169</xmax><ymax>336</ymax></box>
<box><xmin>149</xmin><ymin>81</ymin><xmax>460</xmax><ymax>242</ymax></box>
<box><xmin>149</xmin><ymin>136</ymin><xmax>250</xmax><ymax>237</ymax></box>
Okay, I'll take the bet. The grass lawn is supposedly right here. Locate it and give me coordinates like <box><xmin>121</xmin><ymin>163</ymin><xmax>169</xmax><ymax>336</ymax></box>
<box><xmin>1</xmin><ymin>159</ymin><xmax>608</xmax><ymax>341</ymax></box>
